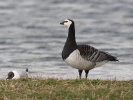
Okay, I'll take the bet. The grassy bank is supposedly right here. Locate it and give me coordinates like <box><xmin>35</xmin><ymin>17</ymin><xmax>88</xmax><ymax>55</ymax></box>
<box><xmin>0</xmin><ymin>78</ymin><xmax>133</xmax><ymax>100</ymax></box>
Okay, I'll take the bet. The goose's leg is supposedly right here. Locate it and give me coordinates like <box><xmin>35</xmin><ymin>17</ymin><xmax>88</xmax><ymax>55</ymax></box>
<box><xmin>85</xmin><ymin>70</ymin><xmax>89</xmax><ymax>79</ymax></box>
<box><xmin>78</xmin><ymin>70</ymin><xmax>83</xmax><ymax>79</ymax></box>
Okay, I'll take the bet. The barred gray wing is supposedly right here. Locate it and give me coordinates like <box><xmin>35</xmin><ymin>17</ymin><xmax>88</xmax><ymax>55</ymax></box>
<box><xmin>77</xmin><ymin>45</ymin><xmax>118</xmax><ymax>62</ymax></box>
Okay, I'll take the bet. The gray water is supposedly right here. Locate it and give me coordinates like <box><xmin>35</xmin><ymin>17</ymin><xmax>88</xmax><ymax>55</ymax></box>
<box><xmin>0</xmin><ymin>0</ymin><xmax>133</xmax><ymax>80</ymax></box>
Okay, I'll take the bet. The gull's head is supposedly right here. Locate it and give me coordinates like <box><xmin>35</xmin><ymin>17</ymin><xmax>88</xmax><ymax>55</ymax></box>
<box><xmin>6</xmin><ymin>72</ymin><xmax>14</xmax><ymax>80</ymax></box>
<box><xmin>60</xmin><ymin>19</ymin><xmax>74</xmax><ymax>28</ymax></box>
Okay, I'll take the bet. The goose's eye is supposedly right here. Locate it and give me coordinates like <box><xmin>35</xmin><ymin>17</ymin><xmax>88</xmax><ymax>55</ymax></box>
<box><xmin>64</xmin><ymin>21</ymin><xmax>68</xmax><ymax>23</ymax></box>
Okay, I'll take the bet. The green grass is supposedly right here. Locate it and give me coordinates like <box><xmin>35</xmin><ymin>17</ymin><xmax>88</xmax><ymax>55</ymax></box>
<box><xmin>0</xmin><ymin>78</ymin><xmax>133</xmax><ymax>100</ymax></box>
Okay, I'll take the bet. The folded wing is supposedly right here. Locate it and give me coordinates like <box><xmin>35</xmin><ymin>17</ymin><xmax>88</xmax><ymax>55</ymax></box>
<box><xmin>77</xmin><ymin>45</ymin><xmax>118</xmax><ymax>62</ymax></box>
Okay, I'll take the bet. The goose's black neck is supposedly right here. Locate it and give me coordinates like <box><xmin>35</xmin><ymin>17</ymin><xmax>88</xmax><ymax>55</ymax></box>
<box><xmin>66</xmin><ymin>23</ymin><xmax>76</xmax><ymax>44</ymax></box>
<box><xmin>62</xmin><ymin>22</ymin><xmax>77</xmax><ymax>60</ymax></box>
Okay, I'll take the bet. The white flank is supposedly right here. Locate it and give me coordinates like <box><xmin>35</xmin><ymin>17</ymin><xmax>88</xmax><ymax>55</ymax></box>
<box><xmin>95</xmin><ymin>60</ymin><xmax>109</xmax><ymax>67</ymax></box>
<box><xmin>65</xmin><ymin>49</ymin><xmax>109</xmax><ymax>70</ymax></box>
<box><xmin>65</xmin><ymin>49</ymin><xmax>95</xmax><ymax>70</ymax></box>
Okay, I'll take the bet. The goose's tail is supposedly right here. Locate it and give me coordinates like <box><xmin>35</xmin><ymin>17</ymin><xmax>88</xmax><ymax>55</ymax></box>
<box><xmin>108</xmin><ymin>55</ymin><xmax>119</xmax><ymax>62</ymax></box>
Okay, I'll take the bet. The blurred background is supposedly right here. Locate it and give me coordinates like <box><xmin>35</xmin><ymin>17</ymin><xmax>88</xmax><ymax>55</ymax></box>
<box><xmin>0</xmin><ymin>0</ymin><xmax>133</xmax><ymax>80</ymax></box>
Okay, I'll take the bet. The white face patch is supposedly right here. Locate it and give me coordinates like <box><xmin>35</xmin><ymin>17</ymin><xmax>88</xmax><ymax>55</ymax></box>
<box><xmin>63</xmin><ymin>19</ymin><xmax>72</xmax><ymax>28</ymax></box>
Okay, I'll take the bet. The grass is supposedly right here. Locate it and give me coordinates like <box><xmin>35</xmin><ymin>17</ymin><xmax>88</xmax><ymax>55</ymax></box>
<box><xmin>0</xmin><ymin>78</ymin><xmax>133</xmax><ymax>100</ymax></box>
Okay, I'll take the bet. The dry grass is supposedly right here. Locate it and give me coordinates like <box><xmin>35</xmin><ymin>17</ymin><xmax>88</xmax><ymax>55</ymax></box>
<box><xmin>0</xmin><ymin>78</ymin><xmax>133</xmax><ymax>100</ymax></box>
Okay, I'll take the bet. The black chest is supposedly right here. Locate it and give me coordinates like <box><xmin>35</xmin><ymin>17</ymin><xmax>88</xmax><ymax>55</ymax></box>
<box><xmin>62</xmin><ymin>43</ymin><xmax>77</xmax><ymax>60</ymax></box>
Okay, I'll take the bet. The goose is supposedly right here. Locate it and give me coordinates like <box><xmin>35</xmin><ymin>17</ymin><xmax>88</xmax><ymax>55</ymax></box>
<box><xmin>6</xmin><ymin>68</ymin><xmax>29</xmax><ymax>79</ymax></box>
<box><xmin>60</xmin><ymin>19</ymin><xmax>118</xmax><ymax>79</ymax></box>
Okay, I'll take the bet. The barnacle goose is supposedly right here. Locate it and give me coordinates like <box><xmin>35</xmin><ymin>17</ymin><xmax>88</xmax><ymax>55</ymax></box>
<box><xmin>60</xmin><ymin>19</ymin><xmax>118</xmax><ymax>79</ymax></box>
<box><xmin>6</xmin><ymin>68</ymin><xmax>28</xmax><ymax>79</ymax></box>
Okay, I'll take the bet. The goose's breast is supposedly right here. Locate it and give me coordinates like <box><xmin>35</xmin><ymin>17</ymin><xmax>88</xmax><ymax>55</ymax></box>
<box><xmin>64</xmin><ymin>49</ymin><xmax>95</xmax><ymax>70</ymax></box>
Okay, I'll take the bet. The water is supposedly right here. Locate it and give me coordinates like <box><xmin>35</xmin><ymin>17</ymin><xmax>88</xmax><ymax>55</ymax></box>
<box><xmin>0</xmin><ymin>0</ymin><xmax>133</xmax><ymax>80</ymax></box>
